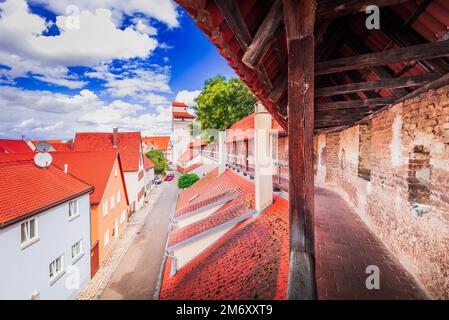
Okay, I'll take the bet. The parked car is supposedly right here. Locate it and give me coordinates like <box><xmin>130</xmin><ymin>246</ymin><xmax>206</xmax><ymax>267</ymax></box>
<box><xmin>153</xmin><ymin>177</ymin><xmax>162</xmax><ymax>185</ymax></box>
<box><xmin>165</xmin><ymin>173</ymin><xmax>174</xmax><ymax>181</ymax></box>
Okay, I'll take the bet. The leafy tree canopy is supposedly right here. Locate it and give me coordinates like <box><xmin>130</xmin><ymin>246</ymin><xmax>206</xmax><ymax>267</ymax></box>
<box><xmin>194</xmin><ymin>75</ymin><xmax>257</xmax><ymax>131</ymax></box>
<box><xmin>178</xmin><ymin>173</ymin><xmax>200</xmax><ymax>189</ymax></box>
<box><xmin>146</xmin><ymin>150</ymin><xmax>169</xmax><ymax>175</ymax></box>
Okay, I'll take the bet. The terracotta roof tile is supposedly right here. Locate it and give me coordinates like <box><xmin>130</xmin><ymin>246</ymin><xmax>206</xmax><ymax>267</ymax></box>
<box><xmin>0</xmin><ymin>140</ymin><xmax>33</xmax><ymax>153</ymax></box>
<box><xmin>172</xmin><ymin>101</ymin><xmax>188</xmax><ymax>107</ymax></box>
<box><xmin>173</xmin><ymin>111</ymin><xmax>195</xmax><ymax>119</ymax></box>
<box><xmin>160</xmin><ymin>169</ymin><xmax>289</xmax><ymax>300</ymax></box>
<box><xmin>169</xmin><ymin>198</ymin><xmax>250</xmax><ymax>247</ymax></box>
<box><xmin>0</xmin><ymin>157</ymin><xmax>93</xmax><ymax>226</ymax></box>
<box><xmin>177</xmin><ymin>162</ymin><xmax>203</xmax><ymax>174</ymax></box>
<box><xmin>142</xmin><ymin>136</ymin><xmax>170</xmax><ymax>151</ymax></box>
<box><xmin>74</xmin><ymin>132</ymin><xmax>143</xmax><ymax>172</ymax></box>
<box><xmin>226</xmin><ymin>113</ymin><xmax>285</xmax><ymax>142</ymax></box>
<box><xmin>143</xmin><ymin>156</ymin><xmax>154</xmax><ymax>170</ymax></box>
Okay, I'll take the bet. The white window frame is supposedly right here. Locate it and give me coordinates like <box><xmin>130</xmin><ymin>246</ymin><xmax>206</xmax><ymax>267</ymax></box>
<box><xmin>114</xmin><ymin>167</ymin><xmax>118</xmax><ymax>177</ymax></box>
<box><xmin>104</xmin><ymin>229</ymin><xmax>110</xmax><ymax>248</ymax></box>
<box><xmin>120</xmin><ymin>210</ymin><xmax>126</xmax><ymax>225</ymax></box>
<box><xmin>71</xmin><ymin>240</ymin><xmax>83</xmax><ymax>263</ymax></box>
<box><xmin>110</xmin><ymin>194</ymin><xmax>115</xmax><ymax>210</ymax></box>
<box><xmin>20</xmin><ymin>217</ymin><xmax>39</xmax><ymax>249</ymax></box>
<box><xmin>68</xmin><ymin>199</ymin><xmax>79</xmax><ymax>220</ymax></box>
<box><xmin>103</xmin><ymin>200</ymin><xmax>108</xmax><ymax>217</ymax></box>
<box><xmin>116</xmin><ymin>190</ymin><xmax>121</xmax><ymax>204</ymax></box>
<box><xmin>49</xmin><ymin>255</ymin><xmax>64</xmax><ymax>285</ymax></box>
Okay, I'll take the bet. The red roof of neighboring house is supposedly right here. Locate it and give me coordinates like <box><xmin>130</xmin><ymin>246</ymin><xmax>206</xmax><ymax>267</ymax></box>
<box><xmin>73</xmin><ymin>132</ymin><xmax>143</xmax><ymax>172</ymax></box>
<box><xmin>226</xmin><ymin>113</ymin><xmax>285</xmax><ymax>142</ymax></box>
<box><xmin>177</xmin><ymin>162</ymin><xmax>203</xmax><ymax>174</ymax></box>
<box><xmin>51</xmin><ymin>151</ymin><xmax>129</xmax><ymax>205</ymax></box>
<box><xmin>0</xmin><ymin>157</ymin><xmax>93</xmax><ymax>226</ymax></box>
<box><xmin>0</xmin><ymin>140</ymin><xmax>33</xmax><ymax>153</ymax></box>
<box><xmin>51</xmin><ymin>142</ymin><xmax>72</xmax><ymax>152</ymax></box>
<box><xmin>173</xmin><ymin>111</ymin><xmax>195</xmax><ymax>119</ymax></box>
<box><xmin>31</xmin><ymin>140</ymin><xmax>62</xmax><ymax>146</ymax></box>
<box><xmin>172</xmin><ymin>102</ymin><xmax>188</xmax><ymax>107</ymax></box>
<box><xmin>142</xmin><ymin>136</ymin><xmax>170</xmax><ymax>151</ymax></box>
<box><xmin>160</xmin><ymin>169</ymin><xmax>289</xmax><ymax>300</ymax></box>
<box><xmin>177</xmin><ymin>149</ymin><xmax>200</xmax><ymax>165</ymax></box>
<box><xmin>188</xmin><ymin>139</ymin><xmax>208</xmax><ymax>148</ymax></box>
<box><xmin>169</xmin><ymin>198</ymin><xmax>249</xmax><ymax>247</ymax></box>
<box><xmin>143</xmin><ymin>156</ymin><xmax>154</xmax><ymax>171</ymax></box>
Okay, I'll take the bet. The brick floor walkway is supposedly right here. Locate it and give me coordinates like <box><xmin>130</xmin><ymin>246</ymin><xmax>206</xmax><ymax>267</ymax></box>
<box><xmin>76</xmin><ymin>185</ymin><xmax>165</xmax><ymax>300</ymax></box>
<box><xmin>315</xmin><ymin>186</ymin><xmax>428</xmax><ymax>299</ymax></box>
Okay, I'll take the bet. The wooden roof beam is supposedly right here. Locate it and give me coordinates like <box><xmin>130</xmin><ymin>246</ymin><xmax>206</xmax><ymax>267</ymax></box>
<box><xmin>315</xmin><ymin>74</ymin><xmax>439</xmax><ymax>97</ymax></box>
<box><xmin>315</xmin><ymin>97</ymin><xmax>396</xmax><ymax>111</ymax></box>
<box><xmin>242</xmin><ymin>0</ymin><xmax>283</xmax><ymax>69</ymax></box>
<box><xmin>316</xmin><ymin>39</ymin><xmax>449</xmax><ymax>75</ymax></box>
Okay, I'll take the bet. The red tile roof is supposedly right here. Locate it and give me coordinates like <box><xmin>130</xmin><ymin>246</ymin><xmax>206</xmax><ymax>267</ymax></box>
<box><xmin>73</xmin><ymin>132</ymin><xmax>143</xmax><ymax>172</ymax></box>
<box><xmin>169</xmin><ymin>198</ymin><xmax>250</xmax><ymax>247</ymax></box>
<box><xmin>0</xmin><ymin>140</ymin><xmax>33</xmax><ymax>153</ymax></box>
<box><xmin>51</xmin><ymin>151</ymin><xmax>129</xmax><ymax>205</ymax></box>
<box><xmin>173</xmin><ymin>111</ymin><xmax>195</xmax><ymax>119</ymax></box>
<box><xmin>226</xmin><ymin>113</ymin><xmax>285</xmax><ymax>142</ymax></box>
<box><xmin>143</xmin><ymin>156</ymin><xmax>154</xmax><ymax>170</ymax></box>
<box><xmin>177</xmin><ymin>148</ymin><xmax>200</xmax><ymax>165</ymax></box>
<box><xmin>172</xmin><ymin>101</ymin><xmax>188</xmax><ymax>107</ymax></box>
<box><xmin>188</xmin><ymin>139</ymin><xmax>208</xmax><ymax>148</ymax></box>
<box><xmin>0</xmin><ymin>157</ymin><xmax>93</xmax><ymax>227</ymax></box>
<box><xmin>177</xmin><ymin>162</ymin><xmax>203</xmax><ymax>174</ymax></box>
<box><xmin>51</xmin><ymin>142</ymin><xmax>72</xmax><ymax>152</ymax></box>
<box><xmin>160</xmin><ymin>169</ymin><xmax>289</xmax><ymax>300</ymax></box>
<box><xmin>175</xmin><ymin>188</ymin><xmax>238</xmax><ymax>218</ymax></box>
<box><xmin>142</xmin><ymin>136</ymin><xmax>170</xmax><ymax>151</ymax></box>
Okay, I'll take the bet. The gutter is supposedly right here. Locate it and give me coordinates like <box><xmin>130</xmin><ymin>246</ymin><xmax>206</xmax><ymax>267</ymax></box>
<box><xmin>0</xmin><ymin>188</ymin><xmax>93</xmax><ymax>230</ymax></box>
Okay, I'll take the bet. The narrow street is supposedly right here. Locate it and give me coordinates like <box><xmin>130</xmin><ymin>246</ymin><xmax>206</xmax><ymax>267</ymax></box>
<box><xmin>100</xmin><ymin>177</ymin><xmax>178</xmax><ymax>300</ymax></box>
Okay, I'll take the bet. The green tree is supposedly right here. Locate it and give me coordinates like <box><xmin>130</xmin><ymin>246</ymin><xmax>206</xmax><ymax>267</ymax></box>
<box><xmin>146</xmin><ymin>150</ymin><xmax>169</xmax><ymax>175</ymax></box>
<box><xmin>178</xmin><ymin>173</ymin><xmax>200</xmax><ymax>189</ymax></box>
<box><xmin>194</xmin><ymin>75</ymin><xmax>257</xmax><ymax>131</ymax></box>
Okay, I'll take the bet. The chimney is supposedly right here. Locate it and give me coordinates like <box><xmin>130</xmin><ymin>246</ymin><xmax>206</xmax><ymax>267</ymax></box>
<box><xmin>67</xmin><ymin>139</ymin><xmax>74</xmax><ymax>150</ymax></box>
<box><xmin>218</xmin><ymin>131</ymin><xmax>227</xmax><ymax>175</ymax></box>
<box><xmin>113</xmin><ymin>128</ymin><xmax>119</xmax><ymax>148</ymax></box>
<box><xmin>64</xmin><ymin>164</ymin><xmax>68</xmax><ymax>174</ymax></box>
<box><xmin>254</xmin><ymin>103</ymin><xmax>273</xmax><ymax>212</ymax></box>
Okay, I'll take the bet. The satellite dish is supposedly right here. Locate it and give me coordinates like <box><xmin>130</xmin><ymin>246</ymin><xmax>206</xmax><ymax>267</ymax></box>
<box><xmin>35</xmin><ymin>141</ymin><xmax>52</xmax><ymax>152</ymax></box>
<box><xmin>34</xmin><ymin>152</ymin><xmax>52</xmax><ymax>168</ymax></box>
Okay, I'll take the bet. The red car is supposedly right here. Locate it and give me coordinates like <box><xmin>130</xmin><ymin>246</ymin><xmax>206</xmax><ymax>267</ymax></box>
<box><xmin>165</xmin><ymin>174</ymin><xmax>174</xmax><ymax>181</ymax></box>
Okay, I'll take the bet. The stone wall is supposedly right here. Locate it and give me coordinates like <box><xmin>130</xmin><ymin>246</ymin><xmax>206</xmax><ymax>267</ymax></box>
<box><xmin>314</xmin><ymin>85</ymin><xmax>449</xmax><ymax>299</ymax></box>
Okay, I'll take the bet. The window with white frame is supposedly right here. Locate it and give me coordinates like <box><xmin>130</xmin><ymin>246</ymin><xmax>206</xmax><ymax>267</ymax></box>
<box><xmin>103</xmin><ymin>200</ymin><xmax>108</xmax><ymax>217</ymax></box>
<box><xmin>114</xmin><ymin>167</ymin><xmax>118</xmax><ymax>177</ymax></box>
<box><xmin>110</xmin><ymin>194</ymin><xmax>115</xmax><ymax>210</ymax></box>
<box><xmin>116</xmin><ymin>190</ymin><xmax>121</xmax><ymax>204</ymax></box>
<box><xmin>21</xmin><ymin>218</ymin><xmax>38</xmax><ymax>247</ymax></box>
<box><xmin>71</xmin><ymin>240</ymin><xmax>83</xmax><ymax>262</ymax></box>
<box><xmin>49</xmin><ymin>255</ymin><xmax>64</xmax><ymax>282</ymax></box>
<box><xmin>68</xmin><ymin>199</ymin><xmax>78</xmax><ymax>218</ymax></box>
<box><xmin>120</xmin><ymin>210</ymin><xmax>126</xmax><ymax>224</ymax></box>
<box><xmin>104</xmin><ymin>229</ymin><xmax>110</xmax><ymax>248</ymax></box>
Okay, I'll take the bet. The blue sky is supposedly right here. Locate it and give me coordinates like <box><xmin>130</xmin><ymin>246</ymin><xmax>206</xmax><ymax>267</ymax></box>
<box><xmin>0</xmin><ymin>0</ymin><xmax>237</xmax><ymax>139</ymax></box>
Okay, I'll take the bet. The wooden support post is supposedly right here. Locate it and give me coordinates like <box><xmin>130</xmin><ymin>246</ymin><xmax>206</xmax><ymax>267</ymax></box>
<box><xmin>283</xmin><ymin>0</ymin><xmax>317</xmax><ymax>300</ymax></box>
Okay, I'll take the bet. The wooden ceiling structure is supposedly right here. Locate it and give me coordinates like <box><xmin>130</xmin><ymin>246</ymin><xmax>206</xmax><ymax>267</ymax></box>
<box><xmin>175</xmin><ymin>0</ymin><xmax>449</xmax><ymax>299</ymax></box>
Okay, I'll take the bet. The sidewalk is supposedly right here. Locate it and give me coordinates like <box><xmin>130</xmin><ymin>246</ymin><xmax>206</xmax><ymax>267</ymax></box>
<box><xmin>76</xmin><ymin>185</ymin><xmax>165</xmax><ymax>300</ymax></box>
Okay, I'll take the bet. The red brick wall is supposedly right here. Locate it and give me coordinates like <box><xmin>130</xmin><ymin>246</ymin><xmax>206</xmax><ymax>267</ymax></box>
<box><xmin>314</xmin><ymin>85</ymin><xmax>449</xmax><ymax>299</ymax></box>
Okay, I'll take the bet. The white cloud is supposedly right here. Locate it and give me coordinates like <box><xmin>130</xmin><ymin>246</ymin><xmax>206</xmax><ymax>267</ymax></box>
<box><xmin>32</xmin><ymin>0</ymin><xmax>180</xmax><ymax>28</ymax></box>
<box><xmin>175</xmin><ymin>89</ymin><xmax>201</xmax><ymax>107</ymax></box>
<box><xmin>0</xmin><ymin>86</ymin><xmax>172</xmax><ymax>139</ymax></box>
<box><xmin>0</xmin><ymin>0</ymin><xmax>164</xmax><ymax>88</ymax></box>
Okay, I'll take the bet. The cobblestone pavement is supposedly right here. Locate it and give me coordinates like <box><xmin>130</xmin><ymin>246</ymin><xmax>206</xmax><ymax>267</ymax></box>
<box><xmin>76</xmin><ymin>183</ymin><xmax>168</xmax><ymax>300</ymax></box>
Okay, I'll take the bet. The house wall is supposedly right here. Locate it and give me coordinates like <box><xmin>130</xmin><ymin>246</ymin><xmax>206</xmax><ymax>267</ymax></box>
<box><xmin>173</xmin><ymin>120</ymin><xmax>193</xmax><ymax>165</ymax></box>
<box><xmin>145</xmin><ymin>167</ymin><xmax>154</xmax><ymax>194</ymax></box>
<box><xmin>92</xmin><ymin>157</ymin><xmax>128</xmax><ymax>266</ymax></box>
<box><xmin>314</xmin><ymin>85</ymin><xmax>449</xmax><ymax>299</ymax></box>
<box><xmin>0</xmin><ymin>194</ymin><xmax>91</xmax><ymax>300</ymax></box>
